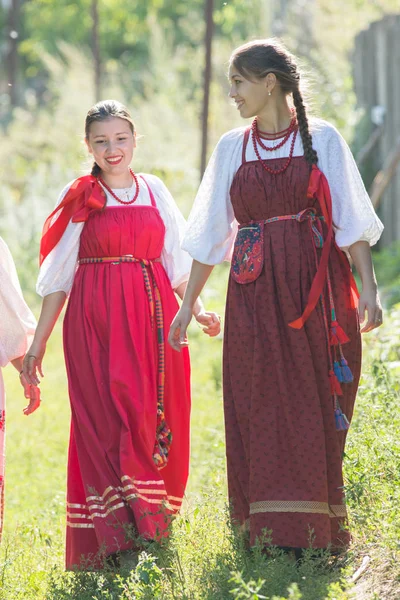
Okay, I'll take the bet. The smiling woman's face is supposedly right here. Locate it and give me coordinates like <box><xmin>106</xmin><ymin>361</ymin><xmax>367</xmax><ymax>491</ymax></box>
<box><xmin>85</xmin><ymin>117</ymin><xmax>135</xmax><ymax>176</ymax></box>
<box><xmin>228</xmin><ymin>64</ymin><xmax>271</xmax><ymax>119</ymax></box>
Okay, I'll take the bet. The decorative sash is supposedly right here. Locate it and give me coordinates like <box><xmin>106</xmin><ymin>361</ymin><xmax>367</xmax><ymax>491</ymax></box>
<box><xmin>39</xmin><ymin>175</ymin><xmax>106</xmax><ymax>265</ymax></box>
<box><xmin>79</xmin><ymin>255</ymin><xmax>171</xmax><ymax>468</ymax></box>
<box><xmin>231</xmin><ymin>165</ymin><xmax>360</xmax><ymax>430</ymax></box>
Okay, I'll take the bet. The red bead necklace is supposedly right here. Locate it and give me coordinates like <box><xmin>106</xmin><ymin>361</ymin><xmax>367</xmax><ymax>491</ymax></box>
<box><xmin>251</xmin><ymin>118</ymin><xmax>298</xmax><ymax>175</ymax></box>
<box><xmin>98</xmin><ymin>168</ymin><xmax>140</xmax><ymax>205</ymax></box>
<box><xmin>257</xmin><ymin>124</ymin><xmax>292</xmax><ymax>139</ymax></box>
<box><xmin>252</xmin><ymin>115</ymin><xmax>296</xmax><ymax>151</ymax></box>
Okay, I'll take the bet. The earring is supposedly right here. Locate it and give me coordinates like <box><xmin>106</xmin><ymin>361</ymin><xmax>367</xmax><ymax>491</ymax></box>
<box><xmin>268</xmin><ymin>91</ymin><xmax>272</xmax><ymax>96</ymax></box>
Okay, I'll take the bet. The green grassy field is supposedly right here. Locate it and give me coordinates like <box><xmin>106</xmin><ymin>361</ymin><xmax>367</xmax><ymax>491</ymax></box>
<box><xmin>1</xmin><ymin>266</ymin><xmax>399</xmax><ymax>599</ymax></box>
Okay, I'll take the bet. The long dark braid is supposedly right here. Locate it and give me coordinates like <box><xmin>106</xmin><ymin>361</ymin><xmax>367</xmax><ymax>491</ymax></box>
<box><xmin>230</xmin><ymin>39</ymin><xmax>318</xmax><ymax>166</ymax></box>
<box><xmin>292</xmin><ymin>88</ymin><xmax>318</xmax><ymax>166</ymax></box>
<box><xmin>91</xmin><ymin>162</ymin><xmax>101</xmax><ymax>177</ymax></box>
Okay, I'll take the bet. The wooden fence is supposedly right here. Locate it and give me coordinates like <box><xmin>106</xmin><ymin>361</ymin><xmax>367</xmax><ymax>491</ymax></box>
<box><xmin>353</xmin><ymin>13</ymin><xmax>400</xmax><ymax>247</ymax></box>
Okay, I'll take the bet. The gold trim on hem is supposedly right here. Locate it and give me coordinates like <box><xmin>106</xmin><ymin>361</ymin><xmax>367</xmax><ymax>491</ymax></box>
<box><xmin>249</xmin><ymin>500</ymin><xmax>347</xmax><ymax>518</ymax></box>
<box><xmin>67</xmin><ymin>512</ymin><xmax>91</xmax><ymax>520</ymax></box>
<box><xmin>121</xmin><ymin>477</ymin><xmax>164</xmax><ymax>485</ymax></box>
<box><xmin>121</xmin><ymin>483</ymin><xmax>168</xmax><ymax>496</ymax></box>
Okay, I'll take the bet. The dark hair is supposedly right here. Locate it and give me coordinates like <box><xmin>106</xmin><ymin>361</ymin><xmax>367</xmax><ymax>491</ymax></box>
<box><xmin>85</xmin><ymin>99</ymin><xmax>135</xmax><ymax>177</ymax></box>
<box><xmin>230</xmin><ymin>39</ymin><xmax>318</xmax><ymax>166</ymax></box>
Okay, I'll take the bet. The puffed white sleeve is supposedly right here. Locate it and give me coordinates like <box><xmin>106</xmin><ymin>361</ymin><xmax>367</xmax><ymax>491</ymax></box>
<box><xmin>36</xmin><ymin>182</ymin><xmax>84</xmax><ymax>297</ymax></box>
<box><xmin>314</xmin><ymin>120</ymin><xmax>384</xmax><ymax>249</ymax></box>
<box><xmin>181</xmin><ymin>128</ymin><xmax>244</xmax><ymax>264</ymax></box>
<box><xmin>144</xmin><ymin>174</ymin><xmax>192</xmax><ymax>289</ymax></box>
<box><xmin>0</xmin><ymin>237</ymin><xmax>36</xmax><ymax>367</ymax></box>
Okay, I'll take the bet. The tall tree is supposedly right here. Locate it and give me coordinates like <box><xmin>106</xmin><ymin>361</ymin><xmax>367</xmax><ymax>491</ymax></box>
<box><xmin>200</xmin><ymin>0</ymin><xmax>214</xmax><ymax>179</ymax></box>
<box><xmin>5</xmin><ymin>0</ymin><xmax>21</xmax><ymax>107</ymax></box>
<box><xmin>91</xmin><ymin>0</ymin><xmax>101</xmax><ymax>101</ymax></box>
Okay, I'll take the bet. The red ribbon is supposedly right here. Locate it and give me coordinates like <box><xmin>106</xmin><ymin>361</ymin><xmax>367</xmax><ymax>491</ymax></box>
<box><xmin>289</xmin><ymin>165</ymin><xmax>359</xmax><ymax>329</ymax></box>
<box><xmin>39</xmin><ymin>175</ymin><xmax>106</xmax><ymax>265</ymax></box>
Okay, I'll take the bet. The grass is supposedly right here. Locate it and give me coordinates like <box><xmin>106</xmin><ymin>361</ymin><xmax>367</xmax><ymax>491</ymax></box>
<box><xmin>0</xmin><ymin>266</ymin><xmax>399</xmax><ymax>599</ymax></box>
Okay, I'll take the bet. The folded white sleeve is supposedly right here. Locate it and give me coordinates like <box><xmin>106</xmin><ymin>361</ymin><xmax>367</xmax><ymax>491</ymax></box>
<box><xmin>181</xmin><ymin>128</ymin><xmax>245</xmax><ymax>264</ymax></box>
<box><xmin>313</xmin><ymin>119</ymin><xmax>384</xmax><ymax>249</ymax></box>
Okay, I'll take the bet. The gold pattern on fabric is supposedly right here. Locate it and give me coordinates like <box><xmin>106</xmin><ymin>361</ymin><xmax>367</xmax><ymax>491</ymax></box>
<box><xmin>121</xmin><ymin>483</ymin><xmax>168</xmax><ymax>496</ymax></box>
<box><xmin>249</xmin><ymin>500</ymin><xmax>347</xmax><ymax>518</ymax></box>
<box><xmin>167</xmin><ymin>495</ymin><xmax>183</xmax><ymax>503</ymax></box>
<box><xmin>89</xmin><ymin>502</ymin><xmax>126</xmax><ymax>519</ymax></box>
<box><xmin>67</xmin><ymin>512</ymin><xmax>92</xmax><ymax>520</ymax></box>
<box><xmin>86</xmin><ymin>486</ymin><xmax>115</xmax><ymax>502</ymax></box>
<box><xmin>124</xmin><ymin>492</ymin><xmax>172</xmax><ymax>507</ymax></box>
<box><xmin>120</xmin><ymin>475</ymin><xmax>183</xmax><ymax>507</ymax></box>
<box><xmin>87</xmin><ymin>495</ymin><xmax>122</xmax><ymax>509</ymax></box>
<box><xmin>132</xmin><ymin>479</ymin><xmax>164</xmax><ymax>485</ymax></box>
<box><xmin>67</xmin><ymin>475</ymin><xmax>184</xmax><ymax>529</ymax></box>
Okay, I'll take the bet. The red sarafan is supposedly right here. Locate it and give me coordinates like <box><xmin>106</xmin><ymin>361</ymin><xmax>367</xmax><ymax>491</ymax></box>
<box><xmin>64</xmin><ymin>179</ymin><xmax>190</xmax><ymax>568</ymax></box>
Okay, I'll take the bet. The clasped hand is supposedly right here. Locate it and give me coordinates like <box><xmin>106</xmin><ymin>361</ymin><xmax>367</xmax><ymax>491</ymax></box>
<box><xmin>168</xmin><ymin>307</ymin><xmax>221</xmax><ymax>352</ymax></box>
<box><xmin>19</xmin><ymin>341</ymin><xmax>46</xmax><ymax>415</ymax></box>
<box><xmin>19</xmin><ymin>369</ymin><xmax>42</xmax><ymax>415</ymax></box>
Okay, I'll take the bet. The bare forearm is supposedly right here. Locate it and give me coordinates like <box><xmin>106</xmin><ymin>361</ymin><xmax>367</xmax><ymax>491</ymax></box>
<box><xmin>11</xmin><ymin>356</ymin><xmax>24</xmax><ymax>372</ymax></box>
<box><xmin>180</xmin><ymin>260</ymin><xmax>214</xmax><ymax>311</ymax></box>
<box><xmin>174</xmin><ymin>281</ymin><xmax>205</xmax><ymax>317</ymax></box>
<box><xmin>348</xmin><ymin>241</ymin><xmax>377</xmax><ymax>291</ymax></box>
<box><xmin>33</xmin><ymin>291</ymin><xmax>67</xmax><ymax>345</ymax></box>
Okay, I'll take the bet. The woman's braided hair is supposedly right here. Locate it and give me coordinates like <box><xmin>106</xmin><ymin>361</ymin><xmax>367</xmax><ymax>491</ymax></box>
<box><xmin>230</xmin><ymin>39</ymin><xmax>318</xmax><ymax>166</ymax></box>
<box><xmin>85</xmin><ymin>100</ymin><xmax>135</xmax><ymax>177</ymax></box>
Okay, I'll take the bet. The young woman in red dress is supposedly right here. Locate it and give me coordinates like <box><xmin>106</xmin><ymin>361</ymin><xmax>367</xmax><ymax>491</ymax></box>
<box><xmin>169</xmin><ymin>40</ymin><xmax>383</xmax><ymax>557</ymax></box>
<box><xmin>23</xmin><ymin>100</ymin><xmax>220</xmax><ymax>569</ymax></box>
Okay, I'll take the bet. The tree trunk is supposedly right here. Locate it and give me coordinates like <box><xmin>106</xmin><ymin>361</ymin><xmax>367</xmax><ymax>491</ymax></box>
<box><xmin>6</xmin><ymin>0</ymin><xmax>21</xmax><ymax>107</ymax></box>
<box><xmin>200</xmin><ymin>0</ymin><xmax>214</xmax><ymax>179</ymax></box>
<box><xmin>91</xmin><ymin>0</ymin><xmax>101</xmax><ymax>101</ymax></box>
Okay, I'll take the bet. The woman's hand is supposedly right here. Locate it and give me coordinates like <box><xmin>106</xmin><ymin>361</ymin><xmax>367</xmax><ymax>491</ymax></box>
<box><xmin>23</xmin><ymin>385</ymin><xmax>41</xmax><ymax>416</ymax></box>
<box><xmin>168</xmin><ymin>306</ymin><xmax>193</xmax><ymax>352</ymax></box>
<box><xmin>23</xmin><ymin>340</ymin><xmax>46</xmax><ymax>385</ymax></box>
<box><xmin>358</xmin><ymin>286</ymin><xmax>383</xmax><ymax>333</ymax></box>
<box><xmin>19</xmin><ymin>369</ymin><xmax>33</xmax><ymax>399</ymax></box>
<box><xmin>195</xmin><ymin>310</ymin><xmax>221</xmax><ymax>337</ymax></box>
<box><xmin>348</xmin><ymin>241</ymin><xmax>382</xmax><ymax>333</ymax></box>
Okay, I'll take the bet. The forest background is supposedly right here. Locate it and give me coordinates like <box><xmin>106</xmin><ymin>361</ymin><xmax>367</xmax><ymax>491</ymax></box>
<box><xmin>0</xmin><ymin>1</ymin><xmax>400</xmax><ymax>599</ymax></box>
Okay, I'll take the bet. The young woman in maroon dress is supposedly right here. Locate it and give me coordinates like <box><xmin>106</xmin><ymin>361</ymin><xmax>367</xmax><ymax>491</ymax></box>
<box><xmin>169</xmin><ymin>40</ymin><xmax>383</xmax><ymax>556</ymax></box>
<box><xmin>23</xmin><ymin>100</ymin><xmax>220</xmax><ymax>569</ymax></box>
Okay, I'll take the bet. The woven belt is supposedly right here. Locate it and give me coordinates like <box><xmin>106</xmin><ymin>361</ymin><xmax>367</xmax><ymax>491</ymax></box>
<box><xmin>78</xmin><ymin>253</ymin><xmax>171</xmax><ymax>468</ymax></box>
<box><xmin>263</xmin><ymin>207</ymin><xmax>324</xmax><ymax>225</ymax></box>
<box><xmin>79</xmin><ymin>255</ymin><xmax>161</xmax><ymax>265</ymax></box>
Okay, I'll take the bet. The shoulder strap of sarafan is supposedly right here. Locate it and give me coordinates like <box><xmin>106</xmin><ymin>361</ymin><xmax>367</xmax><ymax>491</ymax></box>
<box><xmin>242</xmin><ymin>127</ymin><xmax>251</xmax><ymax>164</ymax></box>
<box><xmin>139</xmin><ymin>175</ymin><xmax>157</xmax><ymax>207</ymax></box>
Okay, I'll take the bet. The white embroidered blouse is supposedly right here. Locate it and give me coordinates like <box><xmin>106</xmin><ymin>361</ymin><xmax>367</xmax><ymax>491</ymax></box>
<box><xmin>0</xmin><ymin>237</ymin><xmax>36</xmax><ymax>368</ymax></box>
<box><xmin>37</xmin><ymin>174</ymin><xmax>192</xmax><ymax>297</ymax></box>
<box><xmin>181</xmin><ymin>118</ymin><xmax>384</xmax><ymax>265</ymax></box>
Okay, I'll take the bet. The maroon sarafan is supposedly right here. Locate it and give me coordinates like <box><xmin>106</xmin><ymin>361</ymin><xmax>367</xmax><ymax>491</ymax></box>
<box><xmin>223</xmin><ymin>131</ymin><xmax>361</xmax><ymax>550</ymax></box>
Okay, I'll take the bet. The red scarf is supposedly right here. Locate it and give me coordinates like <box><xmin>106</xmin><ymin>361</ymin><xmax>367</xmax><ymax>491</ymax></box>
<box><xmin>289</xmin><ymin>164</ymin><xmax>359</xmax><ymax>329</ymax></box>
<box><xmin>39</xmin><ymin>175</ymin><xmax>106</xmax><ymax>265</ymax></box>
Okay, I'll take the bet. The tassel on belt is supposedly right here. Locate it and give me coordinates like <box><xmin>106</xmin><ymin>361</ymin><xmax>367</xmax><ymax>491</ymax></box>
<box><xmin>261</xmin><ymin>208</ymin><xmax>353</xmax><ymax>431</ymax></box>
<box><xmin>79</xmin><ymin>255</ymin><xmax>171</xmax><ymax>468</ymax></box>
